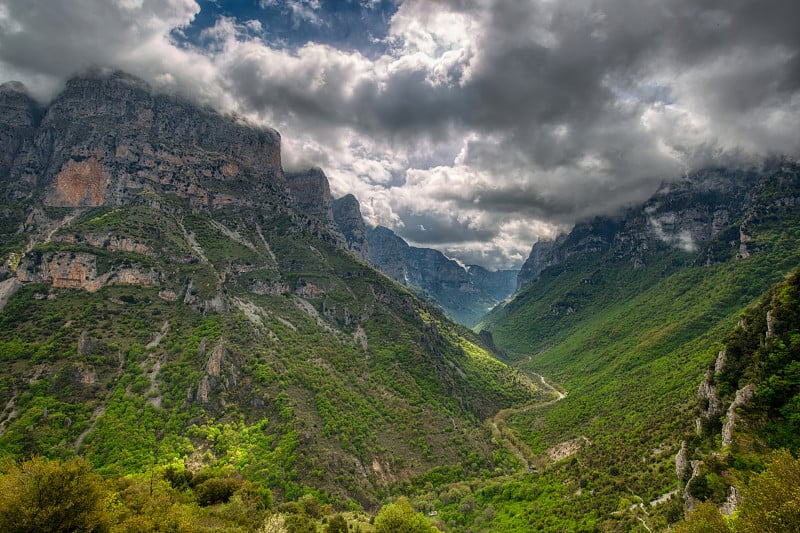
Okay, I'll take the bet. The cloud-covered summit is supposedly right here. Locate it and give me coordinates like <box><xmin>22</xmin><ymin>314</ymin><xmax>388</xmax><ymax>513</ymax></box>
<box><xmin>1</xmin><ymin>0</ymin><xmax>798</xmax><ymax>269</ymax></box>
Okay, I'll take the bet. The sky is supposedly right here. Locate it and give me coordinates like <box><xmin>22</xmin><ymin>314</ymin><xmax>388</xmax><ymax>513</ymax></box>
<box><xmin>1</xmin><ymin>0</ymin><xmax>799</xmax><ymax>269</ymax></box>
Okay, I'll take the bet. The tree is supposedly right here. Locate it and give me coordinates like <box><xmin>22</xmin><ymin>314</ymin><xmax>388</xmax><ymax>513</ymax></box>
<box><xmin>735</xmin><ymin>450</ymin><xmax>800</xmax><ymax>533</ymax></box>
<box><xmin>325</xmin><ymin>514</ymin><xmax>348</xmax><ymax>533</ymax></box>
<box><xmin>672</xmin><ymin>502</ymin><xmax>730</xmax><ymax>533</ymax></box>
<box><xmin>0</xmin><ymin>457</ymin><xmax>110</xmax><ymax>533</ymax></box>
<box><xmin>374</xmin><ymin>497</ymin><xmax>438</xmax><ymax>533</ymax></box>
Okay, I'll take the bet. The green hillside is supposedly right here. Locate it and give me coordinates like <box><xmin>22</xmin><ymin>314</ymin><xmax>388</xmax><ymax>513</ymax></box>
<box><xmin>0</xmin><ymin>198</ymin><xmax>546</xmax><ymax>511</ymax></box>
<box><xmin>393</xmin><ymin>163</ymin><xmax>799</xmax><ymax>531</ymax></box>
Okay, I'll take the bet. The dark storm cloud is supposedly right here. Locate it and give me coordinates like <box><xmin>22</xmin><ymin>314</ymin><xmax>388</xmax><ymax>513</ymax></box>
<box><xmin>1</xmin><ymin>0</ymin><xmax>798</xmax><ymax>267</ymax></box>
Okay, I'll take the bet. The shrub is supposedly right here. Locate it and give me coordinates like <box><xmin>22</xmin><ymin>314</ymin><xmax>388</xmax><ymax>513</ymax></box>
<box><xmin>0</xmin><ymin>457</ymin><xmax>110</xmax><ymax>533</ymax></box>
<box><xmin>195</xmin><ymin>476</ymin><xmax>242</xmax><ymax>506</ymax></box>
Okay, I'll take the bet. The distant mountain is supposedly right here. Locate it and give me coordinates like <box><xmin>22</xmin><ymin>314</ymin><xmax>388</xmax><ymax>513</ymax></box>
<box><xmin>364</xmin><ymin>225</ymin><xmax>518</xmax><ymax>327</ymax></box>
<box><xmin>0</xmin><ymin>71</ymin><xmax>540</xmax><ymax>508</ymax></box>
<box><xmin>468</xmin><ymin>160</ymin><xmax>800</xmax><ymax>529</ymax></box>
<box><xmin>516</xmin><ymin>166</ymin><xmax>762</xmax><ymax>290</ymax></box>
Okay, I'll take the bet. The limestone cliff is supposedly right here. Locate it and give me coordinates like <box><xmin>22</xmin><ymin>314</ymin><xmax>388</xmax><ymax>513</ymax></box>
<box><xmin>366</xmin><ymin>225</ymin><xmax>517</xmax><ymax>326</ymax></box>
<box><xmin>1</xmin><ymin>70</ymin><xmax>289</xmax><ymax>211</ymax></box>
<box><xmin>516</xmin><ymin>166</ymin><xmax>766</xmax><ymax>288</ymax></box>
<box><xmin>286</xmin><ymin>167</ymin><xmax>335</xmax><ymax>225</ymax></box>
<box><xmin>332</xmin><ymin>194</ymin><xmax>370</xmax><ymax>263</ymax></box>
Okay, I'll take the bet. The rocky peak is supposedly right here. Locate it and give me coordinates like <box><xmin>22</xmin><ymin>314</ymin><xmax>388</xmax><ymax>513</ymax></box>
<box><xmin>0</xmin><ymin>81</ymin><xmax>39</xmax><ymax>127</ymax></box>
<box><xmin>366</xmin><ymin>225</ymin><xmax>517</xmax><ymax>326</ymax></box>
<box><xmin>332</xmin><ymin>194</ymin><xmax>370</xmax><ymax>262</ymax></box>
<box><xmin>2</xmin><ymin>70</ymin><xmax>288</xmax><ymax>209</ymax></box>
<box><xmin>467</xmin><ymin>265</ymin><xmax>518</xmax><ymax>302</ymax></box>
<box><xmin>285</xmin><ymin>167</ymin><xmax>335</xmax><ymax>225</ymax></box>
<box><xmin>517</xmin><ymin>166</ymin><xmax>768</xmax><ymax>289</ymax></box>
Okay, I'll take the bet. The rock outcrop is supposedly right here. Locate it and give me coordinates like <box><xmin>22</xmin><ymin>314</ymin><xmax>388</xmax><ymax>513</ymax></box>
<box><xmin>366</xmin><ymin>225</ymin><xmax>518</xmax><ymax>326</ymax></box>
<box><xmin>286</xmin><ymin>167</ymin><xmax>335</xmax><ymax>225</ymax></box>
<box><xmin>16</xmin><ymin>251</ymin><xmax>161</xmax><ymax>292</ymax></box>
<box><xmin>332</xmin><ymin>194</ymin><xmax>370</xmax><ymax>263</ymax></box>
<box><xmin>516</xmin><ymin>167</ymin><xmax>767</xmax><ymax>288</ymax></box>
<box><xmin>1</xmin><ymin>70</ymin><xmax>289</xmax><ymax>211</ymax></box>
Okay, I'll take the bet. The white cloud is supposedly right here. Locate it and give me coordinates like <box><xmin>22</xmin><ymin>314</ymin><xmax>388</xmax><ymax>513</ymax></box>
<box><xmin>1</xmin><ymin>0</ymin><xmax>798</xmax><ymax>268</ymax></box>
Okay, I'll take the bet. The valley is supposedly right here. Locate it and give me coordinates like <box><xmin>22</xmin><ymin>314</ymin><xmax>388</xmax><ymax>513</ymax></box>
<box><xmin>0</xmin><ymin>71</ymin><xmax>798</xmax><ymax>532</ymax></box>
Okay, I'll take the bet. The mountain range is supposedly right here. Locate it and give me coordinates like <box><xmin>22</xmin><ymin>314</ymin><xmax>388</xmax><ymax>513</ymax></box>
<box><xmin>1</xmin><ymin>70</ymin><xmax>799</xmax><ymax>532</ymax></box>
<box><xmin>0</xmin><ymin>71</ymin><xmax>542</xmax><ymax>510</ymax></box>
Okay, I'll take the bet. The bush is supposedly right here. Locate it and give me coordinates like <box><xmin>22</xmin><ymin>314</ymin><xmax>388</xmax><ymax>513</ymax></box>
<box><xmin>325</xmin><ymin>514</ymin><xmax>348</xmax><ymax>533</ymax></box>
<box><xmin>374</xmin><ymin>497</ymin><xmax>438</xmax><ymax>533</ymax></box>
<box><xmin>0</xmin><ymin>457</ymin><xmax>110</xmax><ymax>533</ymax></box>
<box><xmin>195</xmin><ymin>476</ymin><xmax>242</xmax><ymax>506</ymax></box>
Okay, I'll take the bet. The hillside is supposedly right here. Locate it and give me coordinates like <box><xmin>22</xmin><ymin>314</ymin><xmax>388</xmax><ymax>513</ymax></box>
<box><xmin>450</xmin><ymin>161</ymin><xmax>800</xmax><ymax>530</ymax></box>
<box><xmin>0</xmin><ymin>71</ymin><xmax>543</xmax><ymax>510</ymax></box>
<box><xmin>365</xmin><ymin>225</ymin><xmax>518</xmax><ymax>327</ymax></box>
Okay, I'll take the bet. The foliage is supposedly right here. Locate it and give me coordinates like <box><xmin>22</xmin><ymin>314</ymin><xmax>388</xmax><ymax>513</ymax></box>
<box><xmin>673</xmin><ymin>502</ymin><xmax>731</xmax><ymax>533</ymax></box>
<box><xmin>734</xmin><ymin>450</ymin><xmax>800</xmax><ymax>533</ymax></box>
<box><xmin>0</xmin><ymin>456</ymin><xmax>110</xmax><ymax>533</ymax></box>
<box><xmin>374</xmin><ymin>497</ymin><xmax>438</xmax><ymax>533</ymax></box>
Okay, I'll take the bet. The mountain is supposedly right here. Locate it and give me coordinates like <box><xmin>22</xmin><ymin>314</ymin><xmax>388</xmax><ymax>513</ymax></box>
<box><xmin>365</xmin><ymin>225</ymin><xmax>518</xmax><ymax>326</ymax></box>
<box><xmin>455</xmin><ymin>160</ymin><xmax>800</xmax><ymax>530</ymax></box>
<box><xmin>331</xmin><ymin>194</ymin><xmax>370</xmax><ymax>263</ymax></box>
<box><xmin>0</xmin><ymin>71</ymin><xmax>542</xmax><ymax>510</ymax></box>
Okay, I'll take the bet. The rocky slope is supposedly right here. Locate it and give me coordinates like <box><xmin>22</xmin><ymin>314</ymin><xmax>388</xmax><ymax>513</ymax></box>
<box><xmin>467</xmin><ymin>159</ymin><xmax>800</xmax><ymax>530</ymax></box>
<box><xmin>517</xmin><ymin>166</ymin><xmax>763</xmax><ymax>289</ymax></box>
<box><xmin>366</xmin><ymin>225</ymin><xmax>518</xmax><ymax>327</ymax></box>
<box><xmin>279</xmin><ymin>171</ymin><xmax>519</xmax><ymax>326</ymax></box>
<box><xmin>0</xmin><ymin>71</ymin><xmax>540</xmax><ymax>507</ymax></box>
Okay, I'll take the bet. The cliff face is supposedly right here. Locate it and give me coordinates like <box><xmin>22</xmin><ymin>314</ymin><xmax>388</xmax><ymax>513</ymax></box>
<box><xmin>517</xmin><ymin>167</ymin><xmax>764</xmax><ymax>288</ymax></box>
<box><xmin>286</xmin><ymin>167</ymin><xmax>335</xmax><ymax>225</ymax></box>
<box><xmin>332</xmin><ymin>194</ymin><xmax>370</xmax><ymax>263</ymax></box>
<box><xmin>0</xmin><ymin>71</ymin><xmax>538</xmax><ymax>507</ymax></box>
<box><xmin>1</xmin><ymin>71</ymin><xmax>288</xmax><ymax>211</ymax></box>
<box><xmin>366</xmin><ymin>225</ymin><xmax>518</xmax><ymax>326</ymax></box>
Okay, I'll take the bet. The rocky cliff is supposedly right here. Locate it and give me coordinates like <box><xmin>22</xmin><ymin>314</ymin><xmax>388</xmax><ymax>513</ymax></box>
<box><xmin>366</xmin><ymin>225</ymin><xmax>517</xmax><ymax>326</ymax></box>
<box><xmin>331</xmin><ymin>194</ymin><xmax>370</xmax><ymax>263</ymax></box>
<box><xmin>286</xmin><ymin>167</ymin><xmax>335</xmax><ymax>226</ymax></box>
<box><xmin>1</xmin><ymin>70</ymin><xmax>288</xmax><ymax>212</ymax></box>
<box><xmin>516</xmin><ymin>167</ymin><xmax>765</xmax><ymax>288</ymax></box>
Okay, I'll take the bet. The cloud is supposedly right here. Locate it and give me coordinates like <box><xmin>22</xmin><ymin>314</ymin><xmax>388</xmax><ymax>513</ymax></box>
<box><xmin>1</xmin><ymin>0</ymin><xmax>798</xmax><ymax>269</ymax></box>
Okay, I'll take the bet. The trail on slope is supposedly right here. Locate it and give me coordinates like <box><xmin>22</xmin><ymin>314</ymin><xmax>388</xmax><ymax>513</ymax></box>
<box><xmin>489</xmin><ymin>362</ymin><xmax>567</xmax><ymax>471</ymax></box>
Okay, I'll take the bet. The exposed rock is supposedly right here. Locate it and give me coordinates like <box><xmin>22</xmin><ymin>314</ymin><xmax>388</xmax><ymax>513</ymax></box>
<box><xmin>683</xmin><ymin>460</ymin><xmax>703</xmax><ymax>513</ymax></box>
<box><xmin>47</xmin><ymin>155</ymin><xmax>110</xmax><ymax>206</ymax></box>
<box><xmin>721</xmin><ymin>384</ymin><xmax>756</xmax><ymax>447</ymax></box>
<box><xmin>158</xmin><ymin>288</ymin><xmax>178</xmax><ymax>301</ymax></box>
<box><xmin>517</xmin><ymin>239</ymin><xmax>557</xmax><ymax>289</ymax></box>
<box><xmin>766</xmin><ymin>308</ymin><xmax>775</xmax><ymax>339</ymax></box>
<box><xmin>294</xmin><ymin>282</ymin><xmax>326</xmax><ymax>299</ymax></box>
<box><xmin>719</xmin><ymin>486</ymin><xmax>740</xmax><ymax>516</ymax></box>
<box><xmin>737</xmin><ymin>227</ymin><xmax>751</xmax><ymax>259</ymax></box>
<box><xmin>675</xmin><ymin>440</ymin><xmax>690</xmax><ymax>481</ymax></box>
<box><xmin>195</xmin><ymin>343</ymin><xmax>234</xmax><ymax>405</ymax></box>
<box><xmin>714</xmin><ymin>349</ymin><xmax>727</xmax><ymax>375</ymax></box>
<box><xmin>77</xmin><ymin>331</ymin><xmax>92</xmax><ymax>356</ymax></box>
<box><xmin>354</xmin><ymin>325</ymin><xmax>368</xmax><ymax>351</ymax></box>
<box><xmin>286</xmin><ymin>167</ymin><xmax>335</xmax><ymax>225</ymax></box>
<box><xmin>17</xmin><ymin>252</ymin><xmax>97</xmax><ymax>288</ymax></box>
<box><xmin>516</xmin><ymin>167</ymin><xmax>764</xmax><ymax>289</ymax></box>
<box><xmin>366</xmin><ymin>225</ymin><xmax>517</xmax><ymax>326</ymax></box>
<box><xmin>332</xmin><ymin>194</ymin><xmax>370</xmax><ymax>262</ymax></box>
<box><xmin>0</xmin><ymin>277</ymin><xmax>22</xmax><ymax>312</ymax></box>
<box><xmin>3</xmin><ymin>70</ymin><xmax>288</xmax><ymax>211</ymax></box>
<box><xmin>16</xmin><ymin>251</ymin><xmax>161</xmax><ymax>292</ymax></box>
<box><xmin>545</xmin><ymin>436</ymin><xmax>590</xmax><ymax>462</ymax></box>
<box><xmin>697</xmin><ymin>370</ymin><xmax>723</xmax><ymax>432</ymax></box>
<box><xmin>248</xmin><ymin>279</ymin><xmax>289</xmax><ymax>296</ymax></box>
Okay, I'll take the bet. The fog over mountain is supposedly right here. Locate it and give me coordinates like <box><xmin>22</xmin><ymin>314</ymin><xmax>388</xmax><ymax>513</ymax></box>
<box><xmin>2</xmin><ymin>0</ymin><xmax>798</xmax><ymax>269</ymax></box>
